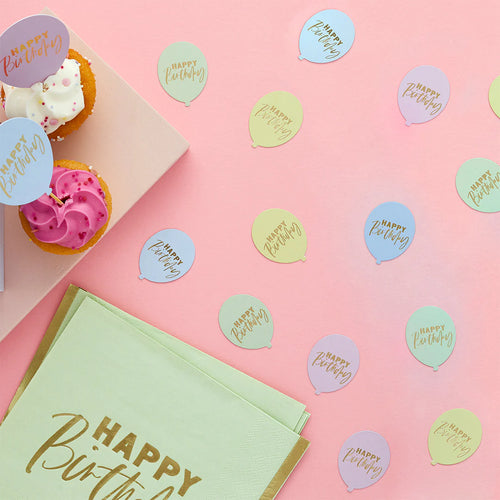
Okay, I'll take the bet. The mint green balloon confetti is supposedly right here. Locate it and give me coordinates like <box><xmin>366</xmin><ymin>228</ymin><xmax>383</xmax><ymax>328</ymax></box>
<box><xmin>406</xmin><ymin>306</ymin><xmax>456</xmax><ymax>371</ymax></box>
<box><xmin>157</xmin><ymin>41</ymin><xmax>207</xmax><ymax>106</ymax></box>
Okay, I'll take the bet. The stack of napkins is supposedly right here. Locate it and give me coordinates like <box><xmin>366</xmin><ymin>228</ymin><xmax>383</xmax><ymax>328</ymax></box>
<box><xmin>0</xmin><ymin>286</ymin><xmax>309</xmax><ymax>499</ymax></box>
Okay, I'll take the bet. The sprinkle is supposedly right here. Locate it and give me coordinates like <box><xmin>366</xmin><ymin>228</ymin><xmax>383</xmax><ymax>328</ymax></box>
<box><xmin>62</xmin><ymin>78</ymin><xmax>71</xmax><ymax>87</ymax></box>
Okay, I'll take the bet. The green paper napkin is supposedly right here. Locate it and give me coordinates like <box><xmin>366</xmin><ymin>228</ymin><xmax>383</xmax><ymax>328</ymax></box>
<box><xmin>0</xmin><ymin>288</ymin><xmax>309</xmax><ymax>499</ymax></box>
<box><xmin>54</xmin><ymin>287</ymin><xmax>309</xmax><ymax>433</ymax></box>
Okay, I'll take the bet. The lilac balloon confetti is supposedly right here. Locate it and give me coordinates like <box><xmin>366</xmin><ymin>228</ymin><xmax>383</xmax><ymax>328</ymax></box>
<box><xmin>398</xmin><ymin>65</ymin><xmax>450</xmax><ymax>126</ymax></box>
<box><xmin>0</xmin><ymin>15</ymin><xmax>69</xmax><ymax>88</ymax></box>
<box><xmin>307</xmin><ymin>334</ymin><xmax>359</xmax><ymax>394</ymax></box>
<box><xmin>338</xmin><ymin>431</ymin><xmax>390</xmax><ymax>492</ymax></box>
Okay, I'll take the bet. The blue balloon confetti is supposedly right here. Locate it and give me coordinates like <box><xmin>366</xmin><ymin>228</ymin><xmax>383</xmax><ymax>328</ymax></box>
<box><xmin>364</xmin><ymin>202</ymin><xmax>415</xmax><ymax>264</ymax></box>
<box><xmin>299</xmin><ymin>9</ymin><xmax>355</xmax><ymax>63</ymax></box>
<box><xmin>0</xmin><ymin>118</ymin><xmax>53</xmax><ymax>206</ymax></box>
<box><xmin>139</xmin><ymin>229</ymin><xmax>195</xmax><ymax>283</ymax></box>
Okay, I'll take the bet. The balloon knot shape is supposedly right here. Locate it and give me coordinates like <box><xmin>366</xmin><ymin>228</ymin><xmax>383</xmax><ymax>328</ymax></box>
<box><xmin>251</xmin><ymin>142</ymin><xmax>258</xmax><ymax>148</ymax></box>
<box><xmin>347</xmin><ymin>486</ymin><xmax>354</xmax><ymax>493</ymax></box>
<box><xmin>314</xmin><ymin>390</ymin><xmax>321</xmax><ymax>395</ymax></box>
<box><xmin>267</xmin><ymin>343</ymin><xmax>272</xmax><ymax>349</ymax></box>
<box><xmin>184</xmin><ymin>101</ymin><xmax>191</xmax><ymax>107</ymax></box>
<box><xmin>139</xmin><ymin>274</ymin><xmax>145</xmax><ymax>280</ymax></box>
<box><xmin>431</xmin><ymin>460</ymin><xmax>437</xmax><ymax>466</ymax></box>
<box><xmin>298</xmin><ymin>54</ymin><xmax>304</xmax><ymax>60</ymax></box>
<box><xmin>433</xmin><ymin>366</ymin><xmax>439</xmax><ymax>372</ymax></box>
<box><xmin>405</xmin><ymin>120</ymin><xmax>412</xmax><ymax>127</ymax></box>
<box><xmin>376</xmin><ymin>259</ymin><xmax>381</xmax><ymax>265</ymax></box>
<box><xmin>300</xmin><ymin>256</ymin><xmax>306</xmax><ymax>262</ymax></box>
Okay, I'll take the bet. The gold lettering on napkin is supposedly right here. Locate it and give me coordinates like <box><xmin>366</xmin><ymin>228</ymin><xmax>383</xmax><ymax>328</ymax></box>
<box><xmin>26</xmin><ymin>413</ymin><xmax>202</xmax><ymax>499</ymax></box>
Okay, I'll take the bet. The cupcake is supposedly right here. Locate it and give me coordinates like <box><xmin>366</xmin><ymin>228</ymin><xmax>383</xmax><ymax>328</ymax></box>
<box><xmin>1</xmin><ymin>49</ymin><xmax>96</xmax><ymax>142</ymax></box>
<box><xmin>19</xmin><ymin>160</ymin><xmax>111</xmax><ymax>254</ymax></box>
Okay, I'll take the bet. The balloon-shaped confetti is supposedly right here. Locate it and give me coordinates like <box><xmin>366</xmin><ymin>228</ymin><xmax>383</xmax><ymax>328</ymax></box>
<box><xmin>299</xmin><ymin>9</ymin><xmax>355</xmax><ymax>63</ymax></box>
<box><xmin>157</xmin><ymin>41</ymin><xmax>208</xmax><ymax>106</ymax></box>
<box><xmin>219</xmin><ymin>294</ymin><xmax>273</xmax><ymax>349</ymax></box>
<box><xmin>252</xmin><ymin>208</ymin><xmax>307</xmax><ymax>263</ymax></box>
<box><xmin>139</xmin><ymin>229</ymin><xmax>195</xmax><ymax>283</ymax></box>
<box><xmin>428</xmin><ymin>409</ymin><xmax>482</xmax><ymax>466</ymax></box>
<box><xmin>0</xmin><ymin>15</ymin><xmax>69</xmax><ymax>87</ymax></box>
<box><xmin>456</xmin><ymin>158</ymin><xmax>500</xmax><ymax>213</ymax></box>
<box><xmin>307</xmin><ymin>334</ymin><xmax>359</xmax><ymax>394</ymax></box>
<box><xmin>406</xmin><ymin>306</ymin><xmax>456</xmax><ymax>371</ymax></box>
<box><xmin>488</xmin><ymin>76</ymin><xmax>500</xmax><ymax>118</ymax></box>
<box><xmin>338</xmin><ymin>431</ymin><xmax>390</xmax><ymax>492</ymax></box>
<box><xmin>398</xmin><ymin>65</ymin><xmax>450</xmax><ymax>126</ymax></box>
<box><xmin>364</xmin><ymin>202</ymin><xmax>415</xmax><ymax>264</ymax></box>
<box><xmin>249</xmin><ymin>91</ymin><xmax>303</xmax><ymax>148</ymax></box>
<box><xmin>0</xmin><ymin>118</ymin><xmax>53</xmax><ymax>205</ymax></box>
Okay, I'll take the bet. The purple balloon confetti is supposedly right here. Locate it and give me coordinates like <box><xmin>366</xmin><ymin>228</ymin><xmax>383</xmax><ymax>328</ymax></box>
<box><xmin>0</xmin><ymin>15</ymin><xmax>69</xmax><ymax>87</ymax></box>
<box><xmin>307</xmin><ymin>334</ymin><xmax>359</xmax><ymax>394</ymax></box>
<box><xmin>338</xmin><ymin>431</ymin><xmax>390</xmax><ymax>492</ymax></box>
<box><xmin>398</xmin><ymin>65</ymin><xmax>450</xmax><ymax>126</ymax></box>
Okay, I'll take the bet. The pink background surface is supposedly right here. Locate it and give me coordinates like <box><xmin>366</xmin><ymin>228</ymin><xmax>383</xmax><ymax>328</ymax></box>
<box><xmin>1</xmin><ymin>1</ymin><xmax>499</xmax><ymax>498</ymax></box>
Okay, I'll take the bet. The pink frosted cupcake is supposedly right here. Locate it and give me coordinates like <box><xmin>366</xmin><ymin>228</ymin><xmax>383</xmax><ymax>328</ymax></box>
<box><xmin>19</xmin><ymin>160</ymin><xmax>111</xmax><ymax>254</ymax></box>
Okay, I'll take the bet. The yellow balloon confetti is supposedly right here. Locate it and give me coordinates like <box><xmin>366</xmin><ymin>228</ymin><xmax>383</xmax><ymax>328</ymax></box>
<box><xmin>252</xmin><ymin>208</ymin><xmax>307</xmax><ymax>263</ymax></box>
<box><xmin>428</xmin><ymin>408</ymin><xmax>482</xmax><ymax>466</ymax></box>
<box><xmin>249</xmin><ymin>91</ymin><xmax>303</xmax><ymax>148</ymax></box>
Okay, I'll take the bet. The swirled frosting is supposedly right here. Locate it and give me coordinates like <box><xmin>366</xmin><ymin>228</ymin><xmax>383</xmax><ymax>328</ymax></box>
<box><xmin>3</xmin><ymin>58</ymin><xmax>85</xmax><ymax>134</ymax></box>
<box><xmin>20</xmin><ymin>166</ymin><xmax>108</xmax><ymax>250</ymax></box>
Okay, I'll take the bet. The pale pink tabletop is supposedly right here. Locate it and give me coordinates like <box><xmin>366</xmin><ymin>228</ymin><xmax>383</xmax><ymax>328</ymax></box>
<box><xmin>1</xmin><ymin>2</ymin><xmax>500</xmax><ymax>499</ymax></box>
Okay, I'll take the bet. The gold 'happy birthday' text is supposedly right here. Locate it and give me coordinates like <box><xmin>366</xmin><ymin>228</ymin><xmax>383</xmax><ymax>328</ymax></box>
<box><xmin>253</xmin><ymin>105</ymin><xmax>293</xmax><ymax>140</ymax></box>
<box><xmin>369</xmin><ymin>219</ymin><xmax>409</xmax><ymax>250</ymax></box>
<box><xmin>411</xmin><ymin>324</ymin><xmax>453</xmax><ymax>350</ymax></box>
<box><xmin>433</xmin><ymin>421</ymin><xmax>472</xmax><ymax>458</ymax></box>
<box><xmin>342</xmin><ymin>448</ymin><xmax>383</xmax><ymax>479</ymax></box>
<box><xmin>402</xmin><ymin>82</ymin><xmax>442</xmax><ymax>115</ymax></box>
<box><xmin>0</xmin><ymin>133</ymin><xmax>46</xmax><ymax>199</ymax></box>
<box><xmin>147</xmin><ymin>241</ymin><xmax>183</xmax><ymax>279</ymax></box>
<box><xmin>1</xmin><ymin>31</ymin><xmax>63</xmax><ymax>79</ymax></box>
<box><xmin>263</xmin><ymin>219</ymin><xmax>302</xmax><ymax>257</ymax></box>
<box><xmin>307</xmin><ymin>20</ymin><xmax>343</xmax><ymax>59</ymax></box>
<box><xmin>311</xmin><ymin>351</ymin><xmax>352</xmax><ymax>384</ymax></box>
<box><xmin>165</xmin><ymin>60</ymin><xmax>205</xmax><ymax>85</ymax></box>
<box><xmin>467</xmin><ymin>169</ymin><xmax>500</xmax><ymax>208</ymax></box>
<box><xmin>231</xmin><ymin>306</ymin><xmax>270</xmax><ymax>344</ymax></box>
<box><xmin>26</xmin><ymin>413</ymin><xmax>202</xmax><ymax>500</ymax></box>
